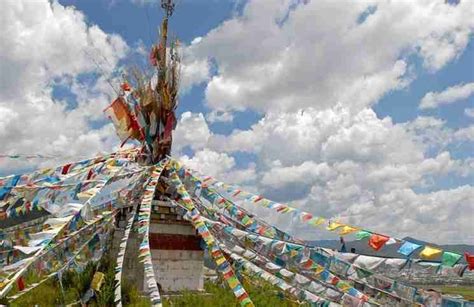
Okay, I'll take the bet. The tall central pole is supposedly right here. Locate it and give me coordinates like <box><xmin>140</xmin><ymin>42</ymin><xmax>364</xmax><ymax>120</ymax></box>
<box><xmin>157</xmin><ymin>0</ymin><xmax>174</xmax><ymax>93</ymax></box>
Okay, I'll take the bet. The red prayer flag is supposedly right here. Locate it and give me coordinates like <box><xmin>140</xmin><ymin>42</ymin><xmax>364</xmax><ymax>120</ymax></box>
<box><xmin>120</xmin><ymin>82</ymin><xmax>131</xmax><ymax>91</ymax></box>
<box><xmin>301</xmin><ymin>213</ymin><xmax>313</xmax><ymax>222</ymax></box>
<box><xmin>368</xmin><ymin>234</ymin><xmax>390</xmax><ymax>251</ymax></box>
<box><xmin>86</xmin><ymin>169</ymin><xmax>94</xmax><ymax>180</ymax></box>
<box><xmin>149</xmin><ymin>46</ymin><xmax>158</xmax><ymax>66</ymax></box>
<box><xmin>465</xmin><ymin>252</ymin><xmax>474</xmax><ymax>270</ymax></box>
<box><xmin>17</xmin><ymin>276</ymin><xmax>25</xmax><ymax>291</ymax></box>
<box><xmin>61</xmin><ymin>163</ymin><xmax>72</xmax><ymax>175</ymax></box>
<box><xmin>163</xmin><ymin>112</ymin><xmax>176</xmax><ymax>140</ymax></box>
<box><xmin>223</xmin><ymin>270</ymin><xmax>233</xmax><ymax>279</ymax></box>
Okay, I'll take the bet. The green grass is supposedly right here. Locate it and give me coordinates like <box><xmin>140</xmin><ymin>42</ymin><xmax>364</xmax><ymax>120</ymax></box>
<box><xmin>438</xmin><ymin>286</ymin><xmax>474</xmax><ymax>301</ymax></box>
<box><xmin>5</xmin><ymin>268</ymin><xmax>305</xmax><ymax>306</ymax></box>
<box><xmin>6</xmin><ymin>255</ymin><xmax>118</xmax><ymax>307</ymax></box>
<box><xmin>162</xmin><ymin>278</ymin><xmax>306</xmax><ymax>307</ymax></box>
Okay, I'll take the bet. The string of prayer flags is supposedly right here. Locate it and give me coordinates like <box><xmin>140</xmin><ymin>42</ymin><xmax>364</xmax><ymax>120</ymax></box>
<box><xmin>419</xmin><ymin>246</ymin><xmax>443</xmax><ymax>260</ymax></box>
<box><xmin>0</xmin><ymin>157</ymin><xmax>133</xmax><ymax>299</ymax></box>
<box><xmin>114</xmin><ymin>204</ymin><xmax>137</xmax><ymax>307</ymax></box>
<box><xmin>183</xmin><ymin>168</ymin><xmax>471</xmax><ymax>267</ymax></box>
<box><xmin>223</xmin><ymin>248</ymin><xmax>333</xmax><ymax>306</ymax></box>
<box><xmin>136</xmin><ymin>163</ymin><xmax>167</xmax><ymax>307</ymax></box>
<box><xmin>168</xmin><ymin>162</ymin><xmax>254</xmax><ymax>307</ymax></box>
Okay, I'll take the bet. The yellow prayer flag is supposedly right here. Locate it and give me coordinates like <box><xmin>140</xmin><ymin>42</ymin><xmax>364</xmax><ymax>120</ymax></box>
<box><xmin>338</xmin><ymin>225</ymin><xmax>359</xmax><ymax>235</ymax></box>
<box><xmin>91</xmin><ymin>272</ymin><xmax>105</xmax><ymax>292</ymax></box>
<box><xmin>215</xmin><ymin>256</ymin><xmax>226</xmax><ymax>266</ymax></box>
<box><xmin>228</xmin><ymin>277</ymin><xmax>239</xmax><ymax>288</ymax></box>
<box><xmin>419</xmin><ymin>246</ymin><xmax>442</xmax><ymax>260</ymax></box>
<box><xmin>313</xmin><ymin>266</ymin><xmax>324</xmax><ymax>275</ymax></box>
<box><xmin>327</xmin><ymin>221</ymin><xmax>344</xmax><ymax>231</ymax></box>
<box><xmin>309</xmin><ymin>217</ymin><xmax>325</xmax><ymax>226</ymax></box>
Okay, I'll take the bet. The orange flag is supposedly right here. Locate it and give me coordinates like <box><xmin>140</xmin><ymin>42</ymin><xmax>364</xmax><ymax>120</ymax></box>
<box><xmin>368</xmin><ymin>234</ymin><xmax>390</xmax><ymax>251</ymax></box>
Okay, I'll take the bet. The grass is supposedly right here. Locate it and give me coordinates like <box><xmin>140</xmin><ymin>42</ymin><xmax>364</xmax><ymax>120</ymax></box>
<box><xmin>4</xmin><ymin>264</ymin><xmax>306</xmax><ymax>307</ymax></box>
<box><xmin>439</xmin><ymin>286</ymin><xmax>474</xmax><ymax>301</ymax></box>
<box><xmin>6</xmin><ymin>255</ymin><xmax>118</xmax><ymax>307</ymax></box>
<box><xmin>161</xmin><ymin>278</ymin><xmax>306</xmax><ymax>307</ymax></box>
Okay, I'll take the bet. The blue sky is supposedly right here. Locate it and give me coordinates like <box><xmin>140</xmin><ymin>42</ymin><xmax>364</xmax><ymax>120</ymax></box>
<box><xmin>1</xmin><ymin>0</ymin><xmax>473</xmax><ymax>243</ymax></box>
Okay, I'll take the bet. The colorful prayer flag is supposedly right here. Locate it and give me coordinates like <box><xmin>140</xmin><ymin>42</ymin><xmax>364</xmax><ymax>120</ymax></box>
<box><xmin>419</xmin><ymin>246</ymin><xmax>442</xmax><ymax>260</ymax></box>
<box><xmin>368</xmin><ymin>234</ymin><xmax>390</xmax><ymax>251</ymax></box>
<box><xmin>397</xmin><ymin>241</ymin><xmax>421</xmax><ymax>257</ymax></box>
<box><xmin>442</xmin><ymin>252</ymin><xmax>462</xmax><ymax>267</ymax></box>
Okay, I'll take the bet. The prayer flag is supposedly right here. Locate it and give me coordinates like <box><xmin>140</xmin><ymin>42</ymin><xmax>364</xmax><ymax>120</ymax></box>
<box><xmin>355</xmin><ymin>230</ymin><xmax>371</xmax><ymax>240</ymax></box>
<box><xmin>368</xmin><ymin>234</ymin><xmax>390</xmax><ymax>251</ymax></box>
<box><xmin>397</xmin><ymin>241</ymin><xmax>421</xmax><ymax>257</ymax></box>
<box><xmin>465</xmin><ymin>252</ymin><xmax>474</xmax><ymax>271</ymax></box>
<box><xmin>419</xmin><ymin>246</ymin><xmax>442</xmax><ymax>260</ymax></box>
<box><xmin>442</xmin><ymin>252</ymin><xmax>462</xmax><ymax>267</ymax></box>
<box><xmin>338</xmin><ymin>225</ymin><xmax>359</xmax><ymax>235</ymax></box>
<box><xmin>327</xmin><ymin>221</ymin><xmax>344</xmax><ymax>231</ymax></box>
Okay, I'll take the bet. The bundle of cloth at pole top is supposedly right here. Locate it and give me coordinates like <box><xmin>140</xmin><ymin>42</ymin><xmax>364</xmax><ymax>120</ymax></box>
<box><xmin>0</xmin><ymin>150</ymin><xmax>473</xmax><ymax>306</ymax></box>
<box><xmin>103</xmin><ymin>27</ymin><xmax>181</xmax><ymax>164</ymax></box>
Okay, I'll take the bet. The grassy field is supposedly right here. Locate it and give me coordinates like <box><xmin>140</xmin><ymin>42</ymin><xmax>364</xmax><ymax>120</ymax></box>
<box><xmin>4</xmin><ymin>256</ymin><xmax>303</xmax><ymax>307</ymax></box>
<box><xmin>438</xmin><ymin>286</ymin><xmax>474</xmax><ymax>301</ymax></box>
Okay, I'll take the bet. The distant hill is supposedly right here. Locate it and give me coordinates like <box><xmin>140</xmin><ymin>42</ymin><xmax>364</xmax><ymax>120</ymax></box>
<box><xmin>307</xmin><ymin>237</ymin><xmax>474</xmax><ymax>263</ymax></box>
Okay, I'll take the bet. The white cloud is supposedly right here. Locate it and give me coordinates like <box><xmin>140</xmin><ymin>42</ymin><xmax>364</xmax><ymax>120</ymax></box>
<box><xmin>187</xmin><ymin>0</ymin><xmax>474</xmax><ymax>113</ymax></box>
<box><xmin>158</xmin><ymin>0</ymin><xmax>474</xmax><ymax>244</ymax></box>
<box><xmin>0</xmin><ymin>0</ymin><xmax>128</xmax><ymax>173</ymax></box>
<box><xmin>454</xmin><ymin>125</ymin><xmax>474</xmax><ymax>142</ymax></box>
<box><xmin>177</xmin><ymin>106</ymin><xmax>473</xmax><ymax>243</ymax></box>
<box><xmin>173</xmin><ymin>112</ymin><xmax>211</xmax><ymax>152</ymax></box>
<box><xmin>206</xmin><ymin>111</ymin><xmax>234</xmax><ymax>123</ymax></box>
<box><xmin>179</xmin><ymin>149</ymin><xmax>256</xmax><ymax>185</ymax></box>
<box><xmin>465</xmin><ymin>107</ymin><xmax>474</xmax><ymax>118</ymax></box>
<box><xmin>420</xmin><ymin>82</ymin><xmax>474</xmax><ymax>109</ymax></box>
<box><xmin>180</xmin><ymin>53</ymin><xmax>210</xmax><ymax>92</ymax></box>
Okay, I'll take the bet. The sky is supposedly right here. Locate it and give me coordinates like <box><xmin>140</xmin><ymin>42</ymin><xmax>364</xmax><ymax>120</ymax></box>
<box><xmin>0</xmin><ymin>0</ymin><xmax>473</xmax><ymax>244</ymax></box>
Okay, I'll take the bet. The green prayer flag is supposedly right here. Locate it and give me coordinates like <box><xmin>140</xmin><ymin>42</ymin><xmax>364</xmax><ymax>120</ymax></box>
<box><xmin>442</xmin><ymin>251</ymin><xmax>462</xmax><ymax>267</ymax></box>
<box><xmin>355</xmin><ymin>267</ymin><xmax>373</xmax><ymax>279</ymax></box>
<box><xmin>355</xmin><ymin>230</ymin><xmax>371</xmax><ymax>240</ymax></box>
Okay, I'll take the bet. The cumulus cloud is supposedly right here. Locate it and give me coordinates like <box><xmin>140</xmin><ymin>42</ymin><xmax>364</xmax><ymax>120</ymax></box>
<box><xmin>0</xmin><ymin>0</ymin><xmax>129</xmax><ymax>173</ymax></box>
<box><xmin>160</xmin><ymin>0</ymin><xmax>474</xmax><ymax>243</ymax></box>
<box><xmin>177</xmin><ymin>106</ymin><xmax>473</xmax><ymax>243</ymax></box>
<box><xmin>179</xmin><ymin>149</ymin><xmax>256</xmax><ymax>185</ymax></box>
<box><xmin>186</xmin><ymin>0</ymin><xmax>474</xmax><ymax>113</ymax></box>
<box><xmin>403</xmin><ymin>116</ymin><xmax>474</xmax><ymax>151</ymax></box>
<box><xmin>454</xmin><ymin>125</ymin><xmax>474</xmax><ymax>142</ymax></box>
<box><xmin>173</xmin><ymin>112</ymin><xmax>211</xmax><ymax>152</ymax></box>
<box><xmin>420</xmin><ymin>82</ymin><xmax>474</xmax><ymax>109</ymax></box>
